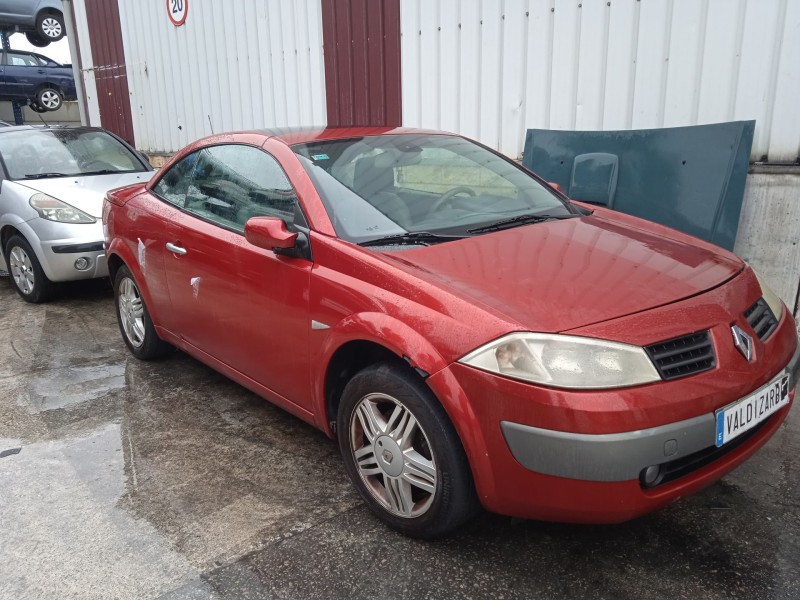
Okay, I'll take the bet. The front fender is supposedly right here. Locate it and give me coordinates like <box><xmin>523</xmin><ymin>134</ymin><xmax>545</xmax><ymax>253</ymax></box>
<box><xmin>311</xmin><ymin>311</ymin><xmax>495</xmax><ymax>504</ymax></box>
<box><xmin>315</xmin><ymin>310</ymin><xmax>447</xmax><ymax>385</ymax></box>
<box><xmin>0</xmin><ymin>217</ymin><xmax>48</xmax><ymax>277</ymax></box>
<box><xmin>311</xmin><ymin>312</ymin><xmax>448</xmax><ymax>423</ymax></box>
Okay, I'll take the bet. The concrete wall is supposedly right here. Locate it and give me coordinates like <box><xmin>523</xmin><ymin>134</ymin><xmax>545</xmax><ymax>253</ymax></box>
<box><xmin>0</xmin><ymin>101</ymin><xmax>81</xmax><ymax>126</ymax></box>
<box><xmin>735</xmin><ymin>171</ymin><xmax>800</xmax><ymax>325</ymax></box>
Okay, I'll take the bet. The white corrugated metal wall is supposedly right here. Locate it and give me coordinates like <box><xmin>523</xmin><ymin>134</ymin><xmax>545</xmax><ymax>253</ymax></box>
<box><xmin>109</xmin><ymin>0</ymin><xmax>327</xmax><ymax>153</ymax></box>
<box><xmin>400</xmin><ymin>0</ymin><xmax>800</xmax><ymax>162</ymax></box>
<box><xmin>67</xmin><ymin>0</ymin><xmax>102</xmax><ymax>127</ymax></box>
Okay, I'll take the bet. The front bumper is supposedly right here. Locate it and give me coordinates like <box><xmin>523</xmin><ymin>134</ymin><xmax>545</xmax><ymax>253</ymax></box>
<box><xmin>501</xmin><ymin>342</ymin><xmax>800</xmax><ymax>483</ymax></box>
<box><xmin>426</xmin><ymin>285</ymin><xmax>799</xmax><ymax>523</ymax></box>
<box><xmin>25</xmin><ymin>218</ymin><xmax>108</xmax><ymax>282</ymax></box>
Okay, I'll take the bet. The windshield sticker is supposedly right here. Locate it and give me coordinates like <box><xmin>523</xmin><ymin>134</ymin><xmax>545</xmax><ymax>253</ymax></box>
<box><xmin>311</xmin><ymin>154</ymin><xmax>330</xmax><ymax>161</ymax></box>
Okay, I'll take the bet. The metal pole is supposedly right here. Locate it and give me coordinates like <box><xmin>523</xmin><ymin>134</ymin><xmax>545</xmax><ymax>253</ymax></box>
<box><xmin>0</xmin><ymin>30</ymin><xmax>24</xmax><ymax>125</ymax></box>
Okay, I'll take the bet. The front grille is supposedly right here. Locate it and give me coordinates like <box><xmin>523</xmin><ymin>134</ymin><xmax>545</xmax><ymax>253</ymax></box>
<box><xmin>645</xmin><ymin>331</ymin><xmax>716</xmax><ymax>380</ymax></box>
<box><xmin>744</xmin><ymin>298</ymin><xmax>778</xmax><ymax>341</ymax></box>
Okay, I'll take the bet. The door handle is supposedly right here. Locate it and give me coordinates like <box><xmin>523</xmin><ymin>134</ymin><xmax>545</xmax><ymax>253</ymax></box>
<box><xmin>37</xmin><ymin>69</ymin><xmax>45</xmax><ymax>74</ymax></box>
<box><xmin>165</xmin><ymin>242</ymin><xmax>187</xmax><ymax>255</ymax></box>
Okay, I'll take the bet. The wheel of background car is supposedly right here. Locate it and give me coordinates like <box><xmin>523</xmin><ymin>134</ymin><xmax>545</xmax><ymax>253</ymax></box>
<box><xmin>4</xmin><ymin>235</ymin><xmax>53</xmax><ymax>303</ymax></box>
<box><xmin>428</xmin><ymin>185</ymin><xmax>477</xmax><ymax>214</ymax></box>
<box><xmin>28</xmin><ymin>101</ymin><xmax>47</xmax><ymax>113</ymax></box>
<box><xmin>36</xmin><ymin>88</ymin><xmax>62</xmax><ymax>111</ymax></box>
<box><xmin>25</xmin><ymin>31</ymin><xmax>49</xmax><ymax>47</ymax></box>
<box><xmin>114</xmin><ymin>265</ymin><xmax>172</xmax><ymax>359</ymax></box>
<box><xmin>36</xmin><ymin>11</ymin><xmax>65</xmax><ymax>41</ymax></box>
<box><xmin>337</xmin><ymin>362</ymin><xmax>478</xmax><ymax>539</ymax></box>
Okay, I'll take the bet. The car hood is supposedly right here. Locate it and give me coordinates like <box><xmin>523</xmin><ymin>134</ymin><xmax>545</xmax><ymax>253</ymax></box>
<box><xmin>17</xmin><ymin>172</ymin><xmax>154</xmax><ymax>218</ymax></box>
<box><xmin>377</xmin><ymin>215</ymin><xmax>744</xmax><ymax>332</ymax></box>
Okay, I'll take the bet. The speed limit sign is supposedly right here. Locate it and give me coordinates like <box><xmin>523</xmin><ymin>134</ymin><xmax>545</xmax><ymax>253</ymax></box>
<box><xmin>167</xmin><ymin>0</ymin><xmax>188</xmax><ymax>26</ymax></box>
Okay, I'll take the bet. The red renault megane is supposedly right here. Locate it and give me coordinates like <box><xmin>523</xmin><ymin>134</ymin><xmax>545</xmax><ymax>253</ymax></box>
<box><xmin>103</xmin><ymin>127</ymin><xmax>799</xmax><ymax>538</ymax></box>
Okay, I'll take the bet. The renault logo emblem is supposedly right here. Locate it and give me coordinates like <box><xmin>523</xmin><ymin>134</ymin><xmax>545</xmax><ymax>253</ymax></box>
<box><xmin>731</xmin><ymin>324</ymin><xmax>754</xmax><ymax>362</ymax></box>
<box><xmin>382</xmin><ymin>449</ymin><xmax>394</xmax><ymax>464</ymax></box>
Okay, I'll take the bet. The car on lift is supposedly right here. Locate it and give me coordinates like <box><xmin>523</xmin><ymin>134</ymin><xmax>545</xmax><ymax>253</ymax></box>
<box><xmin>0</xmin><ymin>49</ymin><xmax>76</xmax><ymax>111</ymax></box>
<box><xmin>0</xmin><ymin>0</ymin><xmax>65</xmax><ymax>46</ymax></box>
<box><xmin>103</xmin><ymin>127</ymin><xmax>799</xmax><ymax>539</ymax></box>
<box><xmin>0</xmin><ymin>125</ymin><xmax>153</xmax><ymax>302</ymax></box>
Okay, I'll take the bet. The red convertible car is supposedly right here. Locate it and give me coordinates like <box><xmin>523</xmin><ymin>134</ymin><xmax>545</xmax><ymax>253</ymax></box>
<box><xmin>103</xmin><ymin>127</ymin><xmax>799</xmax><ymax>538</ymax></box>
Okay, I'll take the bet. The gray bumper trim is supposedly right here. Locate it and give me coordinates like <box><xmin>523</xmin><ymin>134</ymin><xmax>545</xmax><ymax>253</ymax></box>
<box><xmin>789</xmin><ymin>339</ymin><xmax>800</xmax><ymax>391</ymax></box>
<box><xmin>502</xmin><ymin>341</ymin><xmax>799</xmax><ymax>483</ymax></box>
<box><xmin>501</xmin><ymin>414</ymin><xmax>715</xmax><ymax>482</ymax></box>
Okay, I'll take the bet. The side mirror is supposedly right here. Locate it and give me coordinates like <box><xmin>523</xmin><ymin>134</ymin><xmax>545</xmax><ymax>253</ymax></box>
<box><xmin>245</xmin><ymin>217</ymin><xmax>298</xmax><ymax>251</ymax></box>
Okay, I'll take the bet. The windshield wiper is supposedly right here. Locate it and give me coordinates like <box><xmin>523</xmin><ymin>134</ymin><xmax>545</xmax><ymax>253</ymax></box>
<box><xmin>468</xmin><ymin>213</ymin><xmax>579</xmax><ymax>234</ymax></box>
<box><xmin>80</xmin><ymin>169</ymin><xmax>121</xmax><ymax>176</ymax></box>
<box><xmin>23</xmin><ymin>172</ymin><xmax>74</xmax><ymax>179</ymax></box>
<box><xmin>359</xmin><ymin>231</ymin><xmax>465</xmax><ymax>247</ymax></box>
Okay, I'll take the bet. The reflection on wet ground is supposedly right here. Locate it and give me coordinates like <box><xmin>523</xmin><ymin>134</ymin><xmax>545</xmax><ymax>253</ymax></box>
<box><xmin>0</xmin><ymin>277</ymin><xmax>798</xmax><ymax>599</ymax></box>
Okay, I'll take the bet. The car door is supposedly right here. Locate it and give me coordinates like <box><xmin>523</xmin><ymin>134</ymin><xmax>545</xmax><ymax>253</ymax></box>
<box><xmin>0</xmin><ymin>0</ymin><xmax>31</xmax><ymax>22</ymax></box>
<box><xmin>2</xmin><ymin>51</ymin><xmax>42</xmax><ymax>98</ymax></box>
<box><xmin>158</xmin><ymin>143</ymin><xmax>314</xmax><ymax>410</ymax></box>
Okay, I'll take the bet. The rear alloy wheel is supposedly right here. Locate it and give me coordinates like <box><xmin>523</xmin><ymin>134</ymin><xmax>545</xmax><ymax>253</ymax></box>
<box><xmin>36</xmin><ymin>12</ymin><xmax>65</xmax><ymax>41</ymax></box>
<box><xmin>25</xmin><ymin>31</ymin><xmax>49</xmax><ymax>47</ymax></box>
<box><xmin>36</xmin><ymin>88</ymin><xmax>62</xmax><ymax>112</ymax></box>
<box><xmin>338</xmin><ymin>363</ymin><xmax>478</xmax><ymax>538</ymax></box>
<box><xmin>4</xmin><ymin>235</ymin><xmax>53</xmax><ymax>303</ymax></box>
<box><xmin>114</xmin><ymin>264</ymin><xmax>171</xmax><ymax>359</ymax></box>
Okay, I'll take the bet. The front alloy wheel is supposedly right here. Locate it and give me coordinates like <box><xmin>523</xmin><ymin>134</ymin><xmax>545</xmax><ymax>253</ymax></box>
<box><xmin>338</xmin><ymin>363</ymin><xmax>478</xmax><ymax>538</ymax></box>
<box><xmin>9</xmin><ymin>245</ymin><xmax>35</xmax><ymax>297</ymax></box>
<box><xmin>350</xmin><ymin>393</ymin><xmax>438</xmax><ymax>518</ymax></box>
<box><xmin>4</xmin><ymin>235</ymin><xmax>52</xmax><ymax>303</ymax></box>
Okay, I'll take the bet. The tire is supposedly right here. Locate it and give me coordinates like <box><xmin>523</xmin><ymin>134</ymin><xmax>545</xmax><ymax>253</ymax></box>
<box><xmin>36</xmin><ymin>11</ymin><xmax>65</xmax><ymax>41</ymax></box>
<box><xmin>36</xmin><ymin>88</ymin><xmax>62</xmax><ymax>112</ymax></box>
<box><xmin>25</xmin><ymin>31</ymin><xmax>49</xmax><ymax>47</ymax></box>
<box><xmin>337</xmin><ymin>362</ymin><xmax>479</xmax><ymax>539</ymax></box>
<box><xmin>4</xmin><ymin>234</ymin><xmax>53</xmax><ymax>303</ymax></box>
<box><xmin>28</xmin><ymin>100</ymin><xmax>47</xmax><ymax>113</ymax></box>
<box><xmin>113</xmin><ymin>264</ymin><xmax>171</xmax><ymax>359</ymax></box>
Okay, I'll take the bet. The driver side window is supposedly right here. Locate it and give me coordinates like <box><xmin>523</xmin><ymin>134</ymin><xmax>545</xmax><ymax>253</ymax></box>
<box><xmin>154</xmin><ymin>144</ymin><xmax>307</xmax><ymax>233</ymax></box>
<box><xmin>185</xmin><ymin>145</ymin><xmax>307</xmax><ymax>232</ymax></box>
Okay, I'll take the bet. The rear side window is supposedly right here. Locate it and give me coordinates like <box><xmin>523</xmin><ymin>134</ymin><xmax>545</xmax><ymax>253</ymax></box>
<box><xmin>152</xmin><ymin>151</ymin><xmax>199</xmax><ymax>207</ymax></box>
<box><xmin>153</xmin><ymin>144</ymin><xmax>307</xmax><ymax>232</ymax></box>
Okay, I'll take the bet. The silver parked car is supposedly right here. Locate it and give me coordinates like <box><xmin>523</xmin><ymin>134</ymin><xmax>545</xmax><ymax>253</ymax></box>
<box><xmin>0</xmin><ymin>126</ymin><xmax>153</xmax><ymax>302</ymax></box>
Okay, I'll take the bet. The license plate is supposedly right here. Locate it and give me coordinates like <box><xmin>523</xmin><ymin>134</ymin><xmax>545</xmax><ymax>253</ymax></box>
<box><xmin>715</xmin><ymin>375</ymin><xmax>790</xmax><ymax>447</ymax></box>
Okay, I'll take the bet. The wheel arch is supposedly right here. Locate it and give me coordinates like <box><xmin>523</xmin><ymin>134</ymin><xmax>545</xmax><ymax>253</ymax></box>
<box><xmin>318</xmin><ymin>312</ymin><xmax>452</xmax><ymax>434</ymax></box>
<box><xmin>105</xmin><ymin>243</ymin><xmax>165</xmax><ymax>330</ymax></box>
<box><xmin>0</xmin><ymin>222</ymin><xmax>55</xmax><ymax>279</ymax></box>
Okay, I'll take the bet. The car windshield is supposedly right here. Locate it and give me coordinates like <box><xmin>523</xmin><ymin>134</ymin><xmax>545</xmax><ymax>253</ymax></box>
<box><xmin>0</xmin><ymin>129</ymin><xmax>147</xmax><ymax>180</ymax></box>
<box><xmin>293</xmin><ymin>134</ymin><xmax>574</xmax><ymax>245</ymax></box>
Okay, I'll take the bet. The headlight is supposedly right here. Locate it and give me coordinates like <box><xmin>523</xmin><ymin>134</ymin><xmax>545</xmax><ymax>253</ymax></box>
<box><xmin>752</xmin><ymin>268</ymin><xmax>784</xmax><ymax>320</ymax></box>
<box><xmin>459</xmin><ymin>333</ymin><xmax>661</xmax><ymax>389</ymax></box>
<box><xmin>29</xmin><ymin>193</ymin><xmax>96</xmax><ymax>223</ymax></box>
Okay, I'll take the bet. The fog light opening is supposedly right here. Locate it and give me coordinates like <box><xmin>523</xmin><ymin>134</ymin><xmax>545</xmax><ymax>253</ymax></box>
<box><xmin>640</xmin><ymin>464</ymin><xmax>664</xmax><ymax>489</ymax></box>
<box><xmin>74</xmin><ymin>257</ymin><xmax>91</xmax><ymax>271</ymax></box>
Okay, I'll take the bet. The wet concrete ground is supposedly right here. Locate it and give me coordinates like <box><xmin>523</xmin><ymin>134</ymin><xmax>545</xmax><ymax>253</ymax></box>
<box><xmin>1</xmin><ymin>277</ymin><xmax>798</xmax><ymax>600</ymax></box>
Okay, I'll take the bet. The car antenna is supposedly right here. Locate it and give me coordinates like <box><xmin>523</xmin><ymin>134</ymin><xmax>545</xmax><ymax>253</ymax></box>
<box><xmin>207</xmin><ymin>114</ymin><xmax>214</xmax><ymax>134</ymax></box>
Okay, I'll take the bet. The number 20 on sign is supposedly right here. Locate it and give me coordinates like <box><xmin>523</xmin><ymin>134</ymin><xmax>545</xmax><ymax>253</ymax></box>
<box><xmin>167</xmin><ymin>0</ymin><xmax>188</xmax><ymax>26</ymax></box>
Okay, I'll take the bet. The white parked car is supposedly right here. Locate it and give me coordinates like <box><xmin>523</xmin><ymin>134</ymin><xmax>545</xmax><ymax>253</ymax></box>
<box><xmin>0</xmin><ymin>126</ymin><xmax>153</xmax><ymax>302</ymax></box>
